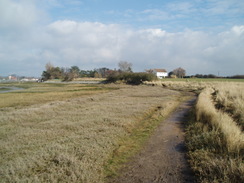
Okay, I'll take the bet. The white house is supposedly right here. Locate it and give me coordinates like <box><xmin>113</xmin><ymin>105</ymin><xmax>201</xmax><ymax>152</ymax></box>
<box><xmin>152</xmin><ymin>69</ymin><xmax>168</xmax><ymax>79</ymax></box>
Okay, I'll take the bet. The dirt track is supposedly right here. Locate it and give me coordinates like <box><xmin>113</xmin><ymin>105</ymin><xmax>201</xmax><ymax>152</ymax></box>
<box><xmin>111</xmin><ymin>94</ymin><xmax>196</xmax><ymax>183</ymax></box>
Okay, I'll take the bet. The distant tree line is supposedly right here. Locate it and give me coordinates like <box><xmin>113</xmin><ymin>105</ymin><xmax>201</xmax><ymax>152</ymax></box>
<box><xmin>191</xmin><ymin>74</ymin><xmax>218</xmax><ymax>78</ymax></box>
<box><xmin>227</xmin><ymin>75</ymin><xmax>244</xmax><ymax>79</ymax></box>
<box><xmin>41</xmin><ymin>62</ymin><xmax>244</xmax><ymax>82</ymax></box>
<box><xmin>41</xmin><ymin>61</ymin><xmax>157</xmax><ymax>85</ymax></box>
<box><xmin>189</xmin><ymin>74</ymin><xmax>244</xmax><ymax>79</ymax></box>
<box><xmin>42</xmin><ymin>62</ymin><xmax>115</xmax><ymax>81</ymax></box>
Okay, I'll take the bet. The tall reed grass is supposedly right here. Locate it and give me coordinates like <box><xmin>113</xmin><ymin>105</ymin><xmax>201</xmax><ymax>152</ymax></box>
<box><xmin>187</xmin><ymin>86</ymin><xmax>244</xmax><ymax>182</ymax></box>
<box><xmin>213</xmin><ymin>83</ymin><xmax>244</xmax><ymax>130</ymax></box>
<box><xmin>145</xmin><ymin>80</ymin><xmax>244</xmax><ymax>182</ymax></box>
<box><xmin>196</xmin><ymin>87</ymin><xmax>244</xmax><ymax>153</ymax></box>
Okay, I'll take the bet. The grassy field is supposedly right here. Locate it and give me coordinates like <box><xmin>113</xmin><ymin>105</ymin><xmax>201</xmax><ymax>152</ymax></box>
<box><xmin>0</xmin><ymin>82</ymin><xmax>113</xmax><ymax>108</ymax></box>
<box><xmin>160</xmin><ymin>78</ymin><xmax>244</xmax><ymax>82</ymax></box>
<box><xmin>146</xmin><ymin>80</ymin><xmax>244</xmax><ymax>182</ymax></box>
<box><xmin>0</xmin><ymin>82</ymin><xmax>182</xmax><ymax>182</ymax></box>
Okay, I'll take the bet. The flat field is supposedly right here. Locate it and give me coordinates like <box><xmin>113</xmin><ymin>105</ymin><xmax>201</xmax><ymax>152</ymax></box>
<box><xmin>0</xmin><ymin>82</ymin><xmax>113</xmax><ymax>108</ymax></box>
<box><xmin>161</xmin><ymin>78</ymin><xmax>244</xmax><ymax>82</ymax></box>
<box><xmin>0</xmin><ymin>82</ymin><xmax>182</xmax><ymax>182</ymax></box>
<box><xmin>1</xmin><ymin>80</ymin><xmax>243</xmax><ymax>183</ymax></box>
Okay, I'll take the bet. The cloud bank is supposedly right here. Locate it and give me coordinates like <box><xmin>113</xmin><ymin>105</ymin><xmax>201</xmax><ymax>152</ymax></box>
<box><xmin>0</xmin><ymin>0</ymin><xmax>243</xmax><ymax>76</ymax></box>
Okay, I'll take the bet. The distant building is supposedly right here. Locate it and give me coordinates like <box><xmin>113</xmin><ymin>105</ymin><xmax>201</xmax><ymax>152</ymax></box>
<box><xmin>147</xmin><ymin>69</ymin><xmax>168</xmax><ymax>79</ymax></box>
<box><xmin>8</xmin><ymin>75</ymin><xmax>18</xmax><ymax>81</ymax></box>
<box><xmin>20</xmin><ymin>77</ymin><xmax>39</xmax><ymax>82</ymax></box>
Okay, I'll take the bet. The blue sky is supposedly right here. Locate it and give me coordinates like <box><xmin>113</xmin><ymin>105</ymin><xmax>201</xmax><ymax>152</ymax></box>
<box><xmin>45</xmin><ymin>0</ymin><xmax>243</xmax><ymax>31</ymax></box>
<box><xmin>0</xmin><ymin>0</ymin><xmax>244</xmax><ymax>76</ymax></box>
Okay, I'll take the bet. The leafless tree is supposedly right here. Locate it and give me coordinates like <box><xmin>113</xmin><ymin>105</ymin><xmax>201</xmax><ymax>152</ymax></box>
<box><xmin>118</xmin><ymin>61</ymin><xmax>133</xmax><ymax>72</ymax></box>
<box><xmin>70</xmin><ymin>66</ymin><xmax>80</xmax><ymax>78</ymax></box>
<box><xmin>45</xmin><ymin>62</ymin><xmax>54</xmax><ymax>72</ymax></box>
<box><xmin>173</xmin><ymin>67</ymin><xmax>186</xmax><ymax>78</ymax></box>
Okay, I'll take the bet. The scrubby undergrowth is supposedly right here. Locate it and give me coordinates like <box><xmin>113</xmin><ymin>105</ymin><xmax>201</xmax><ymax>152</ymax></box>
<box><xmin>106</xmin><ymin>72</ymin><xmax>157</xmax><ymax>85</ymax></box>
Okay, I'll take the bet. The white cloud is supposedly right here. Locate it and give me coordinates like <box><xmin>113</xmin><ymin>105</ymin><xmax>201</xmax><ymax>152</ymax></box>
<box><xmin>205</xmin><ymin>0</ymin><xmax>244</xmax><ymax>15</ymax></box>
<box><xmin>231</xmin><ymin>25</ymin><xmax>244</xmax><ymax>36</ymax></box>
<box><xmin>0</xmin><ymin>0</ymin><xmax>42</xmax><ymax>30</ymax></box>
<box><xmin>37</xmin><ymin>20</ymin><xmax>125</xmax><ymax>68</ymax></box>
<box><xmin>39</xmin><ymin>21</ymin><xmax>244</xmax><ymax>76</ymax></box>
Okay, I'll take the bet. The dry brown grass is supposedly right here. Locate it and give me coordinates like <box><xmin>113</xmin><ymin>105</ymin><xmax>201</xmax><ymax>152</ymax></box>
<box><xmin>144</xmin><ymin>80</ymin><xmax>209</xmax><ymax>92</ymax></box>
<box><xmin>0</xmin><ymin>84</ymin><xmax>181</xmax><ymax>182</ymax></box>
<box><xmin>196</xmin><ymin>87</ymin><xmax>244</xmax><ymax>153</ymax></box>
<box><xmin>213</xmin><ymin>83</ymin><xmax>244</xmax><ymax>130</ymax></box>
<box><xmin>146</xmin><ymin>80</ymin><xmax>244</xmax><ymax>182</ymax></box>
<box><xmin>186</xmin><ymin>84</ymin><xmax>244</xmax><ymax>182</ymax></box>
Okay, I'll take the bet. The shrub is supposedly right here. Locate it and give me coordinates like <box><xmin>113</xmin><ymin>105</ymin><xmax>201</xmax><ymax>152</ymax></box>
<box><xmin>106</xmin><ymin>72</ymin><xmax>157</xmax><ymax>85</ymax></box>
<box><xmin>106</xmin><ymin>71</ymin><xmax>121</xmax><ymax>83</ymax></box>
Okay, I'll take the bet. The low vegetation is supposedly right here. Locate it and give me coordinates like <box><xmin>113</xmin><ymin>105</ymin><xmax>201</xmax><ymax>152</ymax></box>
<box><xmin>0</xmin><ymin>83</ymin><xmax>112</xmax><ymax>108</ymax></box>
<box><xmin>1</xmin><ymin>80</ymin><xmax>243</xmax><ymax>182</ymax></box>
<box><xmin>0</xmin><ymin>83</ymin><xmax>181</xmax><ymax>182</ymax></box>
<box><xmin>187</xmin><ymin>86</ymin><xmax>244</xmax><ymax>183</ymax></box>
<box><xmin>106</xmin><ymin>72</ymin><xmax>157</xmax><ymax>85</ymax></box>
<box><xmin>146</xmin><ymin>80</ymin><xmax>244</xmax><ymax>182</ymax></box>
<box><xmin>213</xmin><ymin>83</ymin><xmax>244</xmax><ymax>130</ymax></box>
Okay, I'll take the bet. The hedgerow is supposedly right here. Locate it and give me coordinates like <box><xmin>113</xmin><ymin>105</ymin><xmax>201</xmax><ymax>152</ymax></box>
<box><xmin>106</xmin><ymin>72</ymin><xmax>157</xmax><ymax>85</ymax></box>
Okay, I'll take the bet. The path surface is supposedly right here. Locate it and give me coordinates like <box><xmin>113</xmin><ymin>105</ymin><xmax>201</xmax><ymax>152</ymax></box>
<box><xmin>111</xmin><ymin>94</ymin><xmax>196</xmax><ymax>183</ymax></box>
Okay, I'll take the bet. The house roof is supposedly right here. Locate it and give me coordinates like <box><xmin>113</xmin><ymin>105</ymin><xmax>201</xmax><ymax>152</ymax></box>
<box><xmin>154</xmin><ymin>69</ymin><xmax>167</xmax><ymax>72</ymax></box>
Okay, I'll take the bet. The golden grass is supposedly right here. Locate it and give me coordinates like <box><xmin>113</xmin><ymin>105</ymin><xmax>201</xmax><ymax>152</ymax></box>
<box><xmin>0</xmin><ymin>84</ymin><xmax>181</xmax><ymax>182</ymax></box>
<box><xmin>146</xmin><ymin>80</ymin><xmax>244</xmax><ymax>182</ymax></box>
<box><xmin>144</xmin><ymin>80</ymin><xmax>210</xmax><ymax>93</ymax></box>
<box><xmin>213</xmin><ymin>83</ymin><xmax>244</xmax><ymax>130</ymax></box>
<box><xmin>186</xmin><ymin>84</ymin><xmax>244</xmax><ymax>182</ymax></box>
<box><xmin>196</xmin><ymin>87</ymin><xmax>244</xmax><ymax>153</ymax></box>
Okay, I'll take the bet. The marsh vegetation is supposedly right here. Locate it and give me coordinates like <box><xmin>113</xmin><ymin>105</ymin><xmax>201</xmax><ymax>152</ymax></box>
<box><xmin>147</xmin><ymin>80</ymin><xmax>244</xmax><ymax>183</ymax></box>
<box><xmin>0</xmin><ymin>80</ymin><xmax>243</xmax><ymax>182</ymax></box>
<box><xmin>0</xmin><ymin>83</ymin><xmax>181</xmax><ymax>182</ymax></box>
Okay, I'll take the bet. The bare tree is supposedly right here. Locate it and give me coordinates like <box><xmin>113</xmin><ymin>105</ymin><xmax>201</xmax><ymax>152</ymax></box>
<box><xmin>118</xmin><ymin>61</ymin><xmax>133</xmax><ymax>72</ymax></box>
<box><xmin>95</xmin><ymin>67</ymin><xmax>110</xmax><ymax>78</ymax></box>
<box><xmin>70</xmin><ymin>66</ymin><xmax>80</xmax><ymax>78</ymax></box>
<box><xmin>173</xmin><ymin>67</ymin><xmax>186</xmax><ymax>78</ymax></box>
<box><xmin>45</xmin><ymin>62</ymin><xmax>54</xmax><ymax>72</ymax></box>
